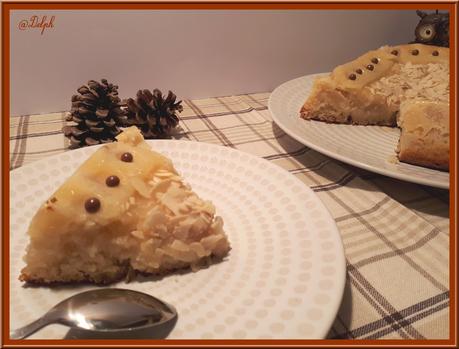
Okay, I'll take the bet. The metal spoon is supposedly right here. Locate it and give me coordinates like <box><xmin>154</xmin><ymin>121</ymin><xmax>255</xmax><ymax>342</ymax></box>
<box><xmin>10</xmin><ymin>288</ymin><xmax>178</xmax><ymax>339</ymax></box>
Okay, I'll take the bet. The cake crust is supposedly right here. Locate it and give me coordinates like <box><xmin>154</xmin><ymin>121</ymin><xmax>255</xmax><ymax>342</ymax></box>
<box><xmin>20</xmin><ymin>254</ymin><xmax>226</xmax><ymax>286</ymax></box>
<box><xmin>397</xmin><ymin>101</ymin><xmax>449</xmax><ymax>171</ymax></box>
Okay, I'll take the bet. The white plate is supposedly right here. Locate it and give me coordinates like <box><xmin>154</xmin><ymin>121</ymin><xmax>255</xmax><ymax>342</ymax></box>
<box><xmin>10</xmin><ymin>140</ymin><xmax>346</xmax><ymax>339</ymax></box>
<box><xmin>268</xmin><ymin>74</ymin><xmax>449</xmax><ymax>189</ymax></box>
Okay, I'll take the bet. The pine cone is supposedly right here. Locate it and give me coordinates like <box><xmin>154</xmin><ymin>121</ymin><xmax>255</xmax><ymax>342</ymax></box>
<box><xmin>63</xmin><ymin>79</ymin><xmax>127</xmax><ymax>148</ymax></box>
<box><xmin>125</xmin><ymin>89</ymin><xmax>183</xmax><ymax>139</ymax></box>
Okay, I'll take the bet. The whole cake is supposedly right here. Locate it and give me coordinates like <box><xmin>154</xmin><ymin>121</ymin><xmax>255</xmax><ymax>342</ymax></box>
<box><xmin>300</xmin><ymin>43</ymin><xmax>449</xmax><ymax>170</ymax></box>
<box><xmin>20</xmin><ymin>127</ymin><xmax>231</xmax><ymax>285</ymax></box>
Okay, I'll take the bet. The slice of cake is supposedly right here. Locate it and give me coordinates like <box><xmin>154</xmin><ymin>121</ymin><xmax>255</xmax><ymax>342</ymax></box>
<box><xmin>19</xmin><ymin>126</ymin><xmax>231</xmax><ymax>285</ymax></box>
<box><xmin>397</xmin><ymin>101</ymin><xmax>449</xmax><ymax>170</ymax></box>
<box><xmin>300</xmin><ymin>43</ymin><xmax>449</xmax><ymax>170</ymax></box>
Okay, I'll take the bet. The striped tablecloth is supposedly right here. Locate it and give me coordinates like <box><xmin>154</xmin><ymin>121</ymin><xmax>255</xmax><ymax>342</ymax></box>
<box><xmin>9</xmin><ymin>93</ymin><xmax>450</xmax><ymax>339</ymax></box>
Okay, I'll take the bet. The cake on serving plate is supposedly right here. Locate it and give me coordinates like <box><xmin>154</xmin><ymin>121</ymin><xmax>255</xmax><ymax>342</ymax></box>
<box><xmin>19</xmin><ymin>126</ymin><xmax>231</xmax><ymax>285</ymax></box>
<box><xmin>300</xmin><ymin>43</ymin><xmax>449</xmax><ymax>170</ymax></box>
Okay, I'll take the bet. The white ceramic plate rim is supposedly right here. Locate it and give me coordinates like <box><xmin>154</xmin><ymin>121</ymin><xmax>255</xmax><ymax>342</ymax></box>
<box><xmin>268</xmin><ymin>74</ymin><xmax>450</xmax><ymax>189</ymax></box>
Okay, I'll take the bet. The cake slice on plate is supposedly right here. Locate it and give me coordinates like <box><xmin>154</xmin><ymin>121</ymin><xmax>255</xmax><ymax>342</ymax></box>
<box><xmin>19</xmin><ymin>126</ymin><xmax>231</xmax><ymax>285</ymax></box>
<box><xmin>397</xmin><ymin>101</ymin><xmax>449</xmax><ymax>170</ymax></box>
<box><xmin>300</xmin><ymin>43</ymin><xmax>449</xmax><ymax>170</ymax></box>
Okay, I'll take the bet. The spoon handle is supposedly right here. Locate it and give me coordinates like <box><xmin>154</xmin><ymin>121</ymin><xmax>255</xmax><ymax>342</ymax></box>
<box><xmin>10</xmin><ymin>317</ymin><xmax>51</xmax><ymax>340</ymax></box>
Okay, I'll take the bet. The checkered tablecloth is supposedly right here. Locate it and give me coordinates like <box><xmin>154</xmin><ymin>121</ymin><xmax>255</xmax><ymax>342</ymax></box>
<box><xmin>9</xmin><ymin>93</ymin><xmax>450</xmax><ymax>339</ymax></box>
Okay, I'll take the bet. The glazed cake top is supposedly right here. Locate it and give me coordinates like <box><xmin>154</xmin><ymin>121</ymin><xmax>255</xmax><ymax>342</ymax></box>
<box><xmin>329</xmin><ymin>44</ymin><xmax>449</xmax><ymax>90</ymax></box>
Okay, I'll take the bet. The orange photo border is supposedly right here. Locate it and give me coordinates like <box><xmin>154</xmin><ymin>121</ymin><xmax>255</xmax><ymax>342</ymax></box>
<box><xmin>1</xmin><ymin>1</ymin><xmax>457</xmax><ymax>347</ymax></box>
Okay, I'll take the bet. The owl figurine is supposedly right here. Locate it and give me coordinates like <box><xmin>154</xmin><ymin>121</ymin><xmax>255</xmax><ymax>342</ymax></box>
<box><xmin>414</xmin><ymin>10</ymin><xmax>449</xmax><ymax>47</ymax></box>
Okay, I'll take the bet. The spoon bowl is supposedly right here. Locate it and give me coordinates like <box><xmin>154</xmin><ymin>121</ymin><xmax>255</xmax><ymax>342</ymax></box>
<box><xmin>10</xmin><ymin>288</ymin><xmax>178</xmax><ymax>339</ymax></box>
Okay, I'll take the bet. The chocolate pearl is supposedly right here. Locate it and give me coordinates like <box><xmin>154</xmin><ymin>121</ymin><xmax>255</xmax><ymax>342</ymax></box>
<box><xmin>348</xmin><ymin>73</ymin><xmax>357</xmax><ymax>80</ymax></box>
<box><xmin>411</xmin><ymin>49</ymin><xmax>419</xmax><ymax>56</ymax></box>
<box><xmin>106</xmin><ymin>175</ymin><xmax>120</xmax><ymax>187</ymax></box>
<box><xmin>432</xmin><ymin>50</ymin><xmax>439</xmax><ymax>56</ymax></box>
<box><xmin>85</xmin><ymin>197</ymin><xmax>101</xmax><ymax>213</ymax></box>
<box><xmin>121</xmin><ymin>152</ymin><xmax>133</xmax><ymax>162</ymax></box>
<box><xmin>371</xmin><ymin>58</ymin><xmax>379</xmax><ymax>64</ymax></box>
<box><xmin>391</xmin><ymin>50</ymin><xmax>398</xmax><ymax>56</ymax></box>
<box><xmin>356</xmin><ymin>68</ymin><xmax>363</xmax><ymax>75</ymax></box>
<box><xmin>366</xmin><ymin>64</ymin><xmax>374</xmax><ymax>71</ymax></box>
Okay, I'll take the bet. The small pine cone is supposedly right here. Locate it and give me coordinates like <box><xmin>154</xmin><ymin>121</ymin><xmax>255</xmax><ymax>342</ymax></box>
<box><xmin>63</xmin><ymin>79</ymin><xmax>128</xmax><ymax>148</ymax></box>
<box><xmin>125</xmin><ymin>89</ymin><xmax>183</xmax><ymax>139</ymax></box>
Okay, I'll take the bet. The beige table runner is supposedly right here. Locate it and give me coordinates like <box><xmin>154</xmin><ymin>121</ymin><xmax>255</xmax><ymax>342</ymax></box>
<box><xmin>9</xmin><ymin>92</ymin><xmax>450</xmax><ymax>339</ymax></box>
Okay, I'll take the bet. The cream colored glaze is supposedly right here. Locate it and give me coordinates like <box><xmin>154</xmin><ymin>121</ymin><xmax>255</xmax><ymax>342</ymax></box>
<box><xmin>330</xmin><ymin>44</ymin><xmax>449</xmax><ymax>89</ymax></box>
